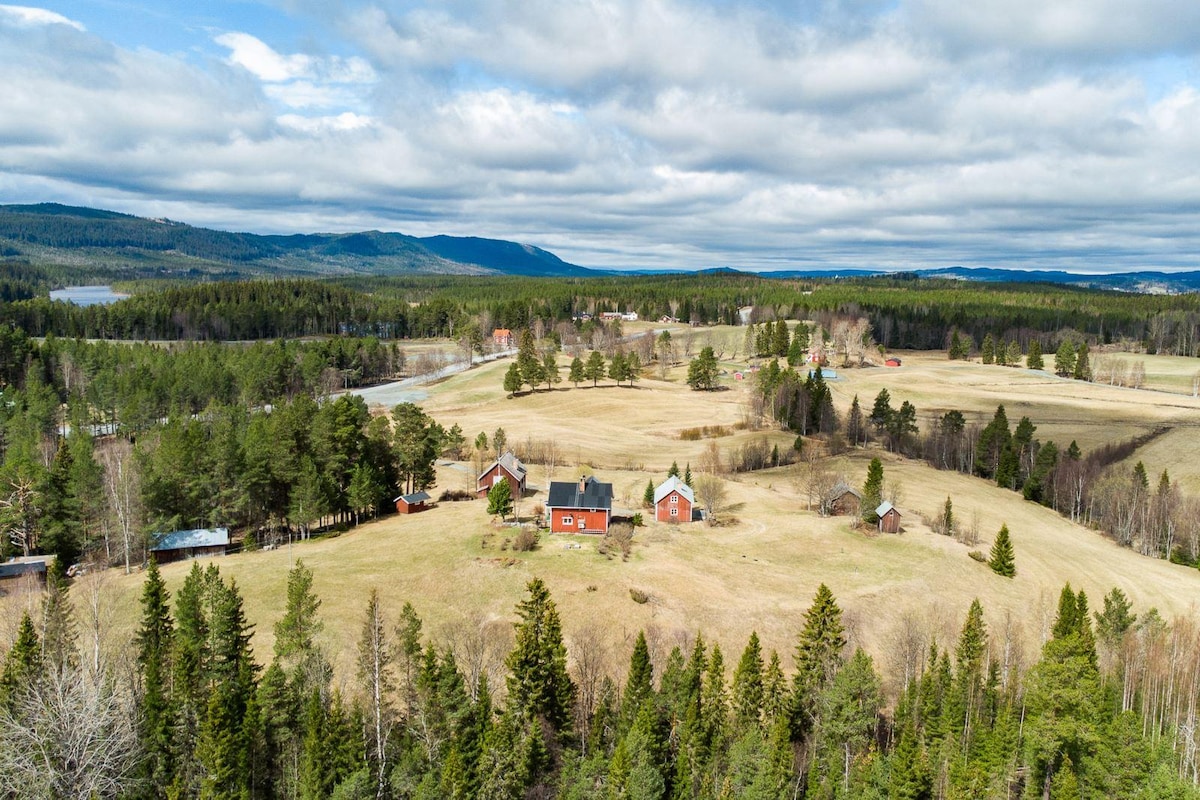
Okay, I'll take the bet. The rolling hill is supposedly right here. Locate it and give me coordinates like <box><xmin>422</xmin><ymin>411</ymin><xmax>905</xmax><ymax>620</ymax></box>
<box><xmin>0</xmin><ymin>203</ymin><xmax>597</xmax><ymax>278</ymax></box>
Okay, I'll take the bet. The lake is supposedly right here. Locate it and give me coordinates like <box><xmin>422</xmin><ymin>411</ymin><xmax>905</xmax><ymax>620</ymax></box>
<box><xmin>49</xmin><ymin>285</ymin><xmax>130</xmax><ymax>306</ymax></box>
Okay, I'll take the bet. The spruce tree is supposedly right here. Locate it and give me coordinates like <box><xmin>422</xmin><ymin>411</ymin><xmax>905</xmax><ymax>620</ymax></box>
<box><xmin>668</xmin><ymin>461</ymin><xmax>681</xmax><ymax>479</ymax></box>
<box><xmin>517</xmin><ymin>329</ymin><xmax>544</xmax><ymax>390</ymax></box>
<box><xmin>274</xmin><ymin>559</ymin><xmax>328</xmax><ymax>691</ymax></box>
<box><xmin>948</xmin><ymin>330</ymin><xmax>963</xmax><ymax>359</ymax></box>
<box><xmin>1073</xmin><ymin>342</ymin><xmax>1091</xmax><ymax>381</ymax></box>
<box><xmin>568</xmin><ymin>356</ymin><xmax>584</xmax><ymax>387</ymax></box>
<box><xmin>583</xmin><ymin>350</ymin><xmax>607</xmax><ymax>387</ymax></box>
<box><xmin>791</xmin><ymin>583</ymin><xmax>846</xmax><ymax>738</ymax></box>
<box><xmin>988</xmin><ymin>524</ymin><xmax>1016</xmax><ymax>577</ymax></box>
<box><xmin>683</xmin><ymin>463</ymin><xmax>693</xmax><ymax>487</ymax></box>
<box><xmin>861</xmin><ymin>457</ymin><xmax>884</xmax><ymax>524</ymax></box>
<box><xmin>486</xmin><ymin>479</ymin><xmax>513</xmax><ymax>520</ymax></box>
<box><xmin>981</xmin><ymin>333</ymin><xmax>995</xmax><ymax>364</ymax></box>
<box><xmin>620</xmin><ymin>631</ymin><xmax>654</xmax><ymax>732</ymax></box>
<box><xmin>0</xmin><ymin>611</ymin><xmax>41</xmax><ymax>709</ymax></box>
<box><xmin>731</xmin><ymin>631</ymin><xmax>765</xmax><ymax>734</ymax></box>
<box><xmin>136</xmin><ymin>558</ymin><xmax>175</xmax><ymax>794</ymax></box>
<box><xmin>503</xmin><ymin>362</ymin><xmax>523</xmax><ymax>397</ymax></box>
<box><xmin>846</xmin><ymin>394</ymin><xmax>865</xmax><ymax>447</ymax></box>
<box><xmin>506</xmin><ymin>578</ymin><xmax>575</xmax><ymax>734</ymax></box>
<box><xmin>1055</xmin><ymin>341</ymin><xmax>1076</xmax><ymax>376</ymax></box>
<box><xmin>643</xmin><ymin>480</ymin><xmax>655</xmax><ymax>507</ymax></box>
<box><xmin>542</xmin><ymin>350</ymin><xmax>560</xmax><ymax>390</ymax></box>
<box><xmin>1094</xmin><ymin>587</ymin><xmax>1137</xmax><ymax>646</ymax></box>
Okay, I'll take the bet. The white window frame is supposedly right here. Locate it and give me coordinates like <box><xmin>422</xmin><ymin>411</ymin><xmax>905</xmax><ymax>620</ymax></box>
<box><xmin>562</xmin><ymin>514</ymin><xmax>573</xmax><ymax>526</ymax></box>
<box><xmin>670</xmin><ymin>507</ymin><xmax>678</xmax><ymax>517</ymax></box>
<box><xmin>670</xmin><ymin>494</ymin><xmax>678</xmax><ymax>504</ymax></box>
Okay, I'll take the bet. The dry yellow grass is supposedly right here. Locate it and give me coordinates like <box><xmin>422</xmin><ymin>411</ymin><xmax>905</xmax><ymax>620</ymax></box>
<box><xmin>80</xmin><ymin>346</ymin><xmax>1200</xmax><ymax>688</ymax></box>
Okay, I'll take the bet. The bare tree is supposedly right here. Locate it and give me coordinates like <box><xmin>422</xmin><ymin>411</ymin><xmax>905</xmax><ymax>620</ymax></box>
<box><xmin>883</xmin><ymin>612</ymin><xmax>928</xmax><ymax>695</ymax></box>
<box><xmin>0</xmin><ymin>663</ymin><xmax>139</xmax><ymax>800</ymax></box>
<box><xmin>0</xmin><ymin>475</ymin><xmax>40</xmax><ymax>557</ymax></box>
<box><xmin>698</xmin><ymin>441</ymin><xmax>724</xmax><ymax>477</ymax></box>
<box><xmin>569</xmin><ymin>624</ymin><xmax>614</xmax><ymax>742</ymax></box>
<box><xmin>441</xmin><ymin>614</ymin><xmax>512</xmax><ymax>701</ymax></box>
<box><xmin>100</xmin><ymin>440</ymin><xmax>141</xmax><ymax>573</ymax></box>
<box><xmin>692</xmin><ymin>474</ymin><xmax>727</xmax><ymax>524</ymax></box>
<box><xmin>357</xmin><ymin>590</ymin><xmax>395</xmax><ymax>800</ymax></box>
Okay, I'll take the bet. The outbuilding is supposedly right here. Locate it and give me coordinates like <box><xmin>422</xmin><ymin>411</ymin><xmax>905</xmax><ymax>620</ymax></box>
<box><xmin>477</xmin><ymin>451</ymin><xmax>528</xmax><ymax>499</ymax></box>
<box><xmin>394</xmin><ymin>491</ymin><xmax>431</xmax><ymax>514</ymax></box>
<box><xmin>151</xmin><ymin>527</ymin><xmax>230</xmax><ymax>563</ymax></box>
<box><xmin>0</xmin><ymin>556</ymin><xmax>51</xmax><ymax>595</ymax></box>
<box><xmin>876</xmin><ymin>501</ymin><xmax>902</xmax><ymax>533</ymax></box>
<box><xmin>827</xmin><ymin>482</ymin><xmax>861</xmax><ymax>516</ymax></box>
<box><xmin>654</xmin><ymin>476</ymin><xmax>695</xmax><ymax>523</ymax></box>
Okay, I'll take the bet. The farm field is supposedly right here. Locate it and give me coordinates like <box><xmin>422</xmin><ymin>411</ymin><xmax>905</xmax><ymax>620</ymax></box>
<box><xmin>96</xmin><ymin>346</ymin><xmax>1200</xmax><ymax>687</ymax></box>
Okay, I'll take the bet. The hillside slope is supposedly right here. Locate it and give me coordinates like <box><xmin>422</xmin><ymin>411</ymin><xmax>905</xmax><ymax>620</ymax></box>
<box><xmin>0</xmin><ymin>203</ymin><xmax>596</xmax><ymax>278</ymax></box>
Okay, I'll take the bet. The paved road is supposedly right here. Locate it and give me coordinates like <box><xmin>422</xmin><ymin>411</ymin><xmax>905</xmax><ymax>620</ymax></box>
<box><xmin>349</xmin><ymin>349</ymin><xmax>515</xmax><ymax>406</ymax></box>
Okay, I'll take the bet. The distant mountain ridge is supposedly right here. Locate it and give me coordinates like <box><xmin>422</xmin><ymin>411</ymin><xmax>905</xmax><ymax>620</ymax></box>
<box><xmin>0</xmin><ymin>203</ymin><xmax>597</xmax><ymax>277</ymax></box>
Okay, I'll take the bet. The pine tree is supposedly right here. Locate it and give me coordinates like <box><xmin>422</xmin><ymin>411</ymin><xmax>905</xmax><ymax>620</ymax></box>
<box><xmin>542</xmin><ymin>350</ymin><xmax>560</xmax><ymax>390</ymax></box>
<box><xmin>1094</xmin><ymin>587</ymin><xmax>1137</xmax><ymax>646</ymax></box>
<box><xmin>517</xmin><ymin>329</ymin><xmax>544</xmax><ymax>390</ymax></box>
<box><xmin>583</xmin><ymin>350</ymin><xmax>607</xmax><ymax>387</ymax></box>
<box><xmin>941</xmin><ymin>496</ymin><xmax>954</xmax><ymax>536</ymax></box>
<box><xmin>668</xmin><ymin>461</ymin><xmax>681</xmax><ymax>479</ymax></box>
<box><xmin>1007</xmin><ymin>339</ymin><xmax>1023</xmax><ymax>366</ymax></box>
<box><xmin>981</xmin><ymin>333</ymin><xmax>995</xmax><ymax>364</ymax></box>
<box><xmin>486</xmin><ymin>479</ymin><xmax>513</xmax><ymax>520</ymax></box>
<box><xmin>772</xmin><ymin>320</ymin><xmax>790</xmax><ymax>356</ymax></box>
<box><xmin>506</xmin><ymin>578</ymin><xmax>575</xmax><ymax>734</ymax></box>
<box><xmin>869</xmin><ymin>388</ymin><xmax>893</xmax><ymax>437</ymax></box>
<box><xmin>1027</xmin><ymin>339</ymin><xmax>1044</xmax><ymax>370</ymax></box>
<box><xmin>948</xmin><ymin>330</ymin><xmax>963</xmax><ymax>359</ymax></box>
<box><xmin>862</xmin><ymin>457</ymin><xmax>884</xmax><ymax>524</ymax></box>
<box><xmin>988</xmin><ymin>524</ymin><xmax>1016</xmax><ymax>577</ymax></box>
<box><xmin>608</xmin><ymin>350</ymin><xmax>629</xmax><ymax>384</ymax></box>
<box><xmin>274</xmin><ymin>559</ymin><xmax>328</xmax><ymax>691</ymax></box>
<box><xmin>568</xmin><ymin>356</ymin><xmax>584</xmax><ymax>387</ymax></box>
<box><xmin>686</xmin><ymin>346</ymin><xmax>719</xmax><ymax>390</ymax></box>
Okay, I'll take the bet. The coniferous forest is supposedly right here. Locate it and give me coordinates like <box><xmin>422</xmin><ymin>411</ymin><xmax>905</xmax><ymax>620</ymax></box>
<box><xmin>0</xmin><ymin>266</ymin><xmax>1199</xmax><ymax>796</ymax></box>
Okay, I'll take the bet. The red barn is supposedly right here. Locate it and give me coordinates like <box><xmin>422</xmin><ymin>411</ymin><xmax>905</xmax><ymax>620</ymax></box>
<box><xmin>546</xmin><ymin>476</ymin><xmax>613</xmax><ymax>534</ymax></box>
<box><xmin>394</xmin><ymin>491</ymin><xmax>431</xmax><ymax>514</ymax></box>
<box><xmin>654</xmin><ymin>476</ymin><xmax>694</xmax><ymax>523</ymax></box>
<box><xmin>493</xmin><ymin>328</ymin><xmax>514</xmax><ymax>348</ymax></box>
<box><xmin>876</xmin><ymin>501</ymin><xmax>902</xmax><ymax>533</ymax></box>
<box><xmin>477</xmin><ymin>452</ymin><xmax>527</xmax><ymax>499</ymax></box>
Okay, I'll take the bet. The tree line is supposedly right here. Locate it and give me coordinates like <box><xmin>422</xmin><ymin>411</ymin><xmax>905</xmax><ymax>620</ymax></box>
<box><xmin>2</xmin><ymin>564</ymin><xmax>1199</xmax><ymax>798</ymax></box>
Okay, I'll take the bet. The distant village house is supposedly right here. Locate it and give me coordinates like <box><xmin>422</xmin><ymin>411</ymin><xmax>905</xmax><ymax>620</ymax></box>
<box><xmin>0</xmin><ymin>556</ymin><xmax>51</xmax><ymax>595</ymax></box>
<box><xmin>492</xmin><ymin>328</ymin><xmax>515</xmax><ymax>349</ymax></box>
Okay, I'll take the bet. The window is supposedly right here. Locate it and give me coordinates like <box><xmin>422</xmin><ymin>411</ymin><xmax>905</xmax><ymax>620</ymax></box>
<box><xmin>670</xmin><ymin>495</ymin><xmax>678</xmax><ymax>504</ymax></box>
<box><xmin>562</xmin><ymin>515</ymin><xmax>573</xmax><ymax>526</ymax></box>
<box><xmin>670</xmin><ymin>507</ymin><xmax>678</xmax><ymax>517</ymax></box>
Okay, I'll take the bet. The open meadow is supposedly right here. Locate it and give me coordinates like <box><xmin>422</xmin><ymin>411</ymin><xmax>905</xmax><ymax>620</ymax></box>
<box><xmin>91</xmin><ymin>344</ymin><xmax>1200</xmax><ymax>689</ymax></box>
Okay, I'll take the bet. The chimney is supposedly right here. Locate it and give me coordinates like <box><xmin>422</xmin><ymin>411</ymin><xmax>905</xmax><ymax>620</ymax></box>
<box><xmin>579</xmin><ymin>476</ymin><xmax>587</xmax><ymax>493</ymax></box>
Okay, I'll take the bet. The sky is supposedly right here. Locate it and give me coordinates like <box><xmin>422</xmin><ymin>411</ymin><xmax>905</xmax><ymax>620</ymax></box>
<box><xmin>1</xmin><ymin>1</ymin><xmax>1199</xmax><ymax>272</ymax></box>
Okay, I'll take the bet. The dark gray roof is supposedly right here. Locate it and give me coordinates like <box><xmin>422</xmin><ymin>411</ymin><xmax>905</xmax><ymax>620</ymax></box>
<box><xmin>547</xmin><ymin>477</ymin><xmax>613</xmax><ymax>511</ymax></box>
<box><xmin>396</xmin><ymin>491</ymin><xmax>431</xmax><ymax>504</ymax></box>
<box><xmin>0</xmin><ymin>559</ymin><xmax>49</xmax><ymax>579</ymax></box>
<box><xmin>151</xmin><ymin>527</ymin><xmax>230</xmax><ymax>552</ymax></box>
<box><xmin>479</xmin><ymin>451</ymin><xmax>527</xmax><ymax>483</ymax></box>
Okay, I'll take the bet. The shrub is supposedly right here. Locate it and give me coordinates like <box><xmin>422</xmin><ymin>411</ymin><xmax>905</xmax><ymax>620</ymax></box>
<box><xmin>968</xmin><ymin>550</ymin><xmax>987</xmax><ymax>563</ymax></box>
<box><xmin>513</xmin><ymin>528</ymin><xmax>539</xmax><ymax>552</ymax></box>
<box><xmin>630</xmin><ymin>588</ymin><xmax>650</xmax><ymax>604</ymax></box>
<box><xmin>599</xmin><ymin>524</ymin><xmax>634</xmax><ymax>560</ymax></box>
<box><xmin>438</xmin><ymin>489</ymin><xmax>476</xmax><ymax>502</ymax></box>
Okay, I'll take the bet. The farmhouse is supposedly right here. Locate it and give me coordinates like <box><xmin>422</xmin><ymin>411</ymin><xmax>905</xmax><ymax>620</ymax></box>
<box><xmin>827</xmin><ymin>482</ymin><xmax>861</xmax><ymax>516</ymax></box>
<box><xmin>151</xmin><ymin>527</ymin><xmax>229</xmax><ymax>563</ymax></box>
<box><xmin>492</xmin><ymin>328</ymin><xmax>514</xmax><ymax>348</ymax></box>
<box><xmin>654</xmin><ymin>476</ymin><xmax>695</xmax><ymax>523</ymax></box>
<box><xmin>477</xmin><ymin>451</ymin><xmax>527</xmax><ymax>498</ymax></box>
<box><xmin>394</xmin><ymin>491</ymin><xmax>431</xmax><ymax>514</ymax></box>
<box><xmin>546</xmin><ymin>476</ymin><xmax>613</xmax><ymax>534</ymax></box>
<box><xmin>876</xmin><ymin>501</ymin><xmax>903</xmax><ymax>533</ymax></box>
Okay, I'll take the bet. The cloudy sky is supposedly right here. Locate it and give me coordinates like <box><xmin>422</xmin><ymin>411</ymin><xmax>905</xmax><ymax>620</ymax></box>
<box><xmin>1</xmin><ymin>1</ymin><xmax>1199</xmax><ymax>271</ymax></box>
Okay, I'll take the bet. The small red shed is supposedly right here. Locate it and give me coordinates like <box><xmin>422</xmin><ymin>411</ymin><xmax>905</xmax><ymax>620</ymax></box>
<box><xmin>885</xmin><ymin>357</ymin><xmax>902</xmax><ymax>367</ymax></box>
<box><xmin>395</xmin><ymin>491</ymin><xmax>431</xmax><ymax>514</ymax></box>
<box><xmin>876</xmin><ymin>501</ymin><xmax>902</xmax><ymax>533</ymax></box>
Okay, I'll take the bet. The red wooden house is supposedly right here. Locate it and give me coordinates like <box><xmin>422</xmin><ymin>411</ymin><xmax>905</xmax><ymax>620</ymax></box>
<box><xmin>493</xmin><ymin>328</ymin><xmax>515</xmax><ymax>349</ymax></box>
<box><xmin>477</xmin><ymin>452</ymin><xmax>528</xmax><ymax>499</ymax></box>
<box><xmin>546</xmin><ymin>476</ymin><xmax>613</xmax><ymax>534</ymax></box>
<box><xmin>654</xmin><ymin>476</ymin><xmax>695</xmax><ymax>523</ymax></box>
<box><xmin>394</xmin><ymin>491</ymin><xmax>431</xmax><ymax>514</ymax></box>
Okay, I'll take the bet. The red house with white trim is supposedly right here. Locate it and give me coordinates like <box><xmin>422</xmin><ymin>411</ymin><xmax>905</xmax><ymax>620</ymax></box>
<box><xmin>493</xmin><ymin>328</ymin><xmax>514</xmax><ymax>348</ymax></box>
<box><xmin>477</xmin><ymin>452</ymin><xmax>527</xmax><ymax>499</ymax></box>
<box><xmin>546</xmin><ymin>476</ymin><xmax>613</xmax><ymax>534</ymax></box>
<box><xmin>654</xmin><ymin>476</ymin><xmax>694</xmax><ymax>523</ymax></box>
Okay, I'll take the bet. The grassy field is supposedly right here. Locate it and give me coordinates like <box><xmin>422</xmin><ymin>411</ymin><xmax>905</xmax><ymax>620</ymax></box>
<box><xmin>74</xmin><ymin>345</ymin><xmax>1200</xmax><ymax>691</ymax></box>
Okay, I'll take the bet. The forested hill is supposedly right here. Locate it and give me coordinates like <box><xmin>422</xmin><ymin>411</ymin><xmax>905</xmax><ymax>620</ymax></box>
<box><xmin>0</xmin><ymin>203</ymin><xmax>597</xmax><ymax>278</ymax></box>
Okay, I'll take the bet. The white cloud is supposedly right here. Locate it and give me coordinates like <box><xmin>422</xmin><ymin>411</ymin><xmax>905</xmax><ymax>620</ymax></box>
<box><xmin>0</xmin><ymin>4</ymin><xmax>84</xmax><ymax>31</ymax></box>
<box><xmin>2</xmin><ymin>0</ymin><xmax>1200</xmax><ymax>271</ymax></box>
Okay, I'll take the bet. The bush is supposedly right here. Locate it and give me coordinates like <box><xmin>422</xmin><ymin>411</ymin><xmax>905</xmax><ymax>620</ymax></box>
<box><xmin>968</xmin><ymin>550</ymin><xmax>987</xmax><ymax>563</ymax></box>
<box><xmin>438</xmin><ymin>489</ymin><xmax>476</xmax><ymax>502</ymax></box>
<box><xmin>629</xmin><ymin>588</ymin><xmax>650</xmax><ymax>604</ymax></box>
<box><xmin>631</xmin><ymin>512</ymin><xmax>644</xmax><ymax>527</ymax></box>
<box><xmin>599</xmin><ymin>524</ymin><xmax>634</xmax><ymax>560</ymax></box>
<box><xmin>679</xmin><ymin>425</ymin><xmax>732</xmax><ymax>441</ymax></box>
<box><xmin>513</xmin><ymin>527</ymin><xmax>539</xmax><ymax>552</ymax></box>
